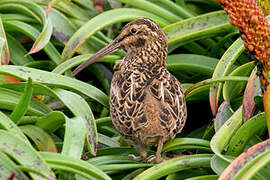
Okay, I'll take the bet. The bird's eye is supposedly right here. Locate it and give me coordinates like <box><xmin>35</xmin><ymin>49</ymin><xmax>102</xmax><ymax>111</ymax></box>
<box><xmin>131</xmin><ymin>28</ymin><xmax>137</xmax><ymax>34</ymax></box>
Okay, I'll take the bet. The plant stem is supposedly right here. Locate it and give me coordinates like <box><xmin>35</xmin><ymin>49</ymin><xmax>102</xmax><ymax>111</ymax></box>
<box><xmin>184</xmin><ymin>76</ymin><xmax>249</xmax><ymax>96</ymax></box>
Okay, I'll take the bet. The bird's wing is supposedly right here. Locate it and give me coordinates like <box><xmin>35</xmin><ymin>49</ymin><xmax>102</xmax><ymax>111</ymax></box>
<box><xmin>110</xmin><ymin>70</ymin><xmax>147</xmax><ymax>136</ymax></box>
<box><xmin>146</xmin><ymin>70</ymin><xmax>187</xmax><ymax>135</ymax></box>
<box><xmin>110</xmin><ymin>68</ymin><xmax>186</xmax><ymax>136</ymax></box>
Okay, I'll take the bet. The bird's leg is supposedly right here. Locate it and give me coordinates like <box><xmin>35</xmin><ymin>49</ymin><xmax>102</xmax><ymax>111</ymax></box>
<box><xmin>147</xmin><ymin>136</ymin><xmax>164</xmax><ymax>163</ymax></box>
<box><xmin>155</xmin><ymin>137</ymin><xmax>164</xmax><ymax>163</ymax></box>
<box><xmin>128</xmin><ymin>143</ymin><xmax>149</xmax><ymax>162</ymax></box>
<box><xmin>139</xmin><ymin>147</ymin><xmax>148</xmax><ymax>161</ymax></box>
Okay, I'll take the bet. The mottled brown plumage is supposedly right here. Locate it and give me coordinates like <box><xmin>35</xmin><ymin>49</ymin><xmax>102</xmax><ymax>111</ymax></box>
<box><xmin>71</xmin><ymin>18</ymin><xmax>187</xmax><ymax>163</ymax></box>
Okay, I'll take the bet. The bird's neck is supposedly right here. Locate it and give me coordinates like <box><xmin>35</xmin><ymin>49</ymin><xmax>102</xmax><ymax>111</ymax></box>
<box><xmin>123</xmin><ymin>45</ymin><xmax>168</xmax><ymax>70</ymax></box>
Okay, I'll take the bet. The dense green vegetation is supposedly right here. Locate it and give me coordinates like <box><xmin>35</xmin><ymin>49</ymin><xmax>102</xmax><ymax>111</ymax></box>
<box><xmin>0</xmin><ymin>0</ymin><xmax>269</xmax><ymax>179</ymax></box>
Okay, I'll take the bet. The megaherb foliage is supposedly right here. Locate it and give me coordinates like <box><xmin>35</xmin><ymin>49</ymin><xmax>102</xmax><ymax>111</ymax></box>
<box><xmin>0</xmin><ymin>0</ymin><xmax>269</xmax><ymax>179</ymax></box>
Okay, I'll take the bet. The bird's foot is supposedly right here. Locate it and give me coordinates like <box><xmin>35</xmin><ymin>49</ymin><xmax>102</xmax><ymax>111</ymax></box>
<box><xmin>128</xmin><ymin>154</ymin><xmax>145</xmax><ymax>162</ymax></box>
<box><xmin>146</xmin><ymin>155</ymin><xmax>164</xmax><ymax>164</ymax></box>
<box><xmin>128</xmin><ymin>154</ymin><xmax>164</xmax><ymax>163</ymax></box>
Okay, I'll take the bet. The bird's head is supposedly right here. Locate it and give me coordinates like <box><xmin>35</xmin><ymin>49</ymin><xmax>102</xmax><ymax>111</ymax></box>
<box><xmin>116</xmin><ymin>18</ymin><xmax>166</xmax><ymax>51</ymax></box>
<box><xmin>71</xmin><ymin>18</ymin><xmax>167</xmax><ymax>77</ymax></box>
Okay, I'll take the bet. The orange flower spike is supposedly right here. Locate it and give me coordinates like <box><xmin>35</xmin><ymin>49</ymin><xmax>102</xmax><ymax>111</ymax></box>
<box><xmin>217</xmin><ymin>0</ymin><xmax>270</xmax><ymax>68</ymax></box>
<box><xmin>255</xmin><ymin>0</ymin><xmax>270</xmax><ymax>15</ymax></box>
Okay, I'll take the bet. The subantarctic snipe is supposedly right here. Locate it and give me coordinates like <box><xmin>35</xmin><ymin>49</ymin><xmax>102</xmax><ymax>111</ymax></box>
<box><xmin>71</xmin><ymin>18</ymin><xmax>187</xmax><ymax>163</ymax></box>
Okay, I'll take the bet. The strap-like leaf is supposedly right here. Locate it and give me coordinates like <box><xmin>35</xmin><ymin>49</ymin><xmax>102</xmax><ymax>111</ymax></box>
<box><xmin>210</xmin><ymin>107</ymin><xmax>243</xmax><ymax>162</ymax></box>
<box><xmin>0</xmin><ymin>16</ymin><xmax>9</xmax><ymax>64</ymax></box>
<box><xmin>220</xmin><ymin>139</ymin><xmax>270</xmax><ymax>180</ymax></box>
<box><xmin>209</xmin><ymin>38</ymin><xmax>245</xmax><ymax>115</ymax></box>
<box><xmin>0</xmin><ymin>130</ymin><xmax>56</xmax><ymax>179</ymax></box>
<box><xmin>10</xmin><ymin>78</ymin><xmax>33</xmax><ymax>124</ymax></box>
<box><xmin>40</xmin><ymin>152</ymin><xmax>112</xmax><ymax>180</ymax></box>
<box><xmin>62</xmin><ymin>8</ymin><xmax>169</xmax><ymax>61</ymax></box>
<box><xmin>134</xmin><ymin>154</ymin><xmax>213</xmax><ymax>180</ymax></box>
<box><xmin>0</xmin><ymin>65</ymin><xmax>109</xmax><ymax>107</ymax></box>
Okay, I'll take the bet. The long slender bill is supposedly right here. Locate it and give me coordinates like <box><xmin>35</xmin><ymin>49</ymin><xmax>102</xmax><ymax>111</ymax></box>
<box><xmin>71</xmin><ymin>39</ymin><xmax>120</xmax><ymax>77</ymax></box>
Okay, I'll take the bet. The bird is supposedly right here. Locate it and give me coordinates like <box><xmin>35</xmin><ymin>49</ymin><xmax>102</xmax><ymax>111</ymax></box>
<box><xmin>71</xmin><ymin>18</ymin><xmax>187</xmax><ymax>163</ymax></box>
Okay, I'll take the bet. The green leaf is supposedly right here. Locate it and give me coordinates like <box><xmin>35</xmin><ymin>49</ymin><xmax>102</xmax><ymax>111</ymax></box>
<box><xmin>226</xmin><ymin>113</ymin><xmax>266</xmax><ymax>156</ymax></box>
<box><xmin>62</xmin><ymin>8</ymin><xmax>169</xmax><ymax>60</ymax></box>
<box><xmin>0</xmin><ymin>0</ymin><xmax>53</xmax><ymax>55</ymax></box>
<box><xmin>210</xmin><ymin>31</ymin><xmax>239</xmax><ymax>57</ymax></box>
<box><xmin>94</xmin><ymin>147</ymin><xmax>137</xmax><ymax>157</ymax></box>
<box><xmin>24</xmin><ymin>61</ymin><xmax>55</xmax><ymax>70</ymax></box>
<box><xmin>3</xmin><ymin>20</ymin><xmax>61</xmax><ymax>64</ymax></box>
<box><xmin>0</xmin><ymin>111</ymin><xmax>29</xmax><ymax>144</ymax></box>
<box><xmin>40</xmin><ymin>152</ymin><xmax>112</xmax><ymax>180</ymax></box>
<box><xmin>0</xmin><ymin>130</ymin><xmax>56</xmax><ymax>179</ymax></box>
<box><xmin>220</xmin><ymin>139</ymin><xmax>270</xmax><ymax>180</ymax></box>
<box><xmin>0</xmin><ymin>37</ymin><xmax>5</xmax><ymax>59</ymax></box>
<box><xmin>1</xmin><ymin>81</ymin><xmax>59</xmax><ymax>98</ymax></box>
<box><xmin>223</xmin><ymin>62</ymin><xmax>255</xmax><ymax>103</ymax></box>
<box><xmin>97</xmin><ymin>163</ymin><xmax>153</xmax><ymax>173</ymax></box>
<box><xmin>209</xmin><ymin>38</ymin><xmax>245</xmax><ymax>115</ymax></box>
<box><xmin>167</xmin><ymin>54</ymin><xmax>218</xmax><ymax>77</ymax></box>
<box><xmin>98</xmin><ymin>133</ymin><xmax>120</xmax><ymax>147</ymax></box>
<box><xmin>98</xmin><ymin>125</ymin><xmax>118</xmax><ymax>137</ymax></box>
<box><xmin>0</xmin><ymin>65</ymin><xmax>109</xmax><ymax>107</ymax></box>
<box><xmin>134</xmin><ymin>154</ymin><xmax>213</xmax><ymax>180</ymax></box>
<box><xmin>1</xmin><ymin>13</ymin><xmax>38</xmax><ymax>24</ymax></box>
<box><xmin>35</xmin><ymin>111</ymin><xmax>66</xmax><ymax>133</ymax></box>
<box><xmin>185</xmin><ymin>84</ymin><xmax>210</xmax><ymax>102</ymax></box>
<box><xmin>163</xmin><ymin>11</ymin><xmax>234</xmax><ymax>47</ymax></box>
<box><xmin>90</xmin><ymin>63</ymin><xmax>110</xmax><ymax>94</ymax></box>
<box><xmin>0</xmin><ymin>151</ymin><xmax>28</xmax><ymax>179</ymax></box>
<box><xmin>48</xmin><ymin>8</ymin><xmax>96</xmax><ymax>54</ymax></box>
<box><xmin>52</xmin><ymin>54</ymin><xmax>120</xmax><ymax>75</ymax></box>
<box><xmin>115</xmin><ymin>0</ymin><xmax>182</xmax><ymax>23</ymax></box>
<box><xmin>0</xmin><ymin>3</ymin><xmax>40</xmax><ymax>20</ymax></box>
<box><xmin>54</xmin><ymin>0</ymin><xmax>92</xmax><ymax>21</ymax></box>
<box><xmin>185</xmin><ymin>76</ymin><xmax>249</xmax><ymax>96</ymax></box>
<box><xmin>10</xmin><ymin>0</ymin><xmax>52</xmax><ymax>55</ymax></box>
<box><xmin>210</xmin><ymin>106</ymin><xmax>242</xmax><ymax>162</ymax></box>
<box><xmin>185</xmin><ymin>175</ymin><xmax>219</xmax><ymax>180</ymax></box>
<box><xmin>122</xmin><ymin>168</ymin><xmax>146</xmax><ymax>180</ymax></box>
<box><xmin>53</xmin><ymin>88</ymin><xmax>97</xmax><ymax>156</ymax></box>
<box><xmin>150</xmin><ymin>0</ymin><xmax>194</xmax><ymax>18</ymax></box>
<box><xmin>96</xmin><ymin>117</ymin><xmax>113</xmax><ymax>127</ymax></box>
<box><xmin>9</xmin><ymin>81</ymin><xmax>97</xmax><ymax>157</ymax></box>
<box><xmin>0</xmin><ymin>86</ymin><xmax>51</xmax><ymax>115</ymax></box>
<box><xmin>20</xmin><ymin>125</ymin><xmax>58</xmax><ymax>153</ymax></box>
<box><xmin>17</xmin><ymin>165</ymin><xmax>47</xmax><ymax>178</ymax></box>
<box><xmin>61</xmin><ymin>116</ymin><xmax>86</xmax><ymax>158</ymax></box>
<box><xmin>1</xmin><ymin>81</ymin><xmax>98</xmax><ymax>156</ymax></box>
<box><xmin>88</xmin><ymin>155</ymin><xmax>138</xmax><ymax>166</ymax></box>
<box><xmin>10</xmin><ymin>77</ymin><xmax>33</xmax><ymax>124</ymax></box>
<box><xmin>210</xmin><ymin>154</ymin><xmax>230</xmax><ymax>175</ymax></box>
<box><xmin>166</xmin><ymin>168</ymin><xmax>214</xmax><ymax>180</ymax></box>
<box><xmin>214</xmin><ymin>101</ymin><xmax>233</xmax><ymax>132</ymax></box>
<box><xmin>6</xmin><ymin>34</ymin><xmax>33</xmax><ymax>65</ymax></box>
<box><xmin>162</xmin><ymin>138</ymin><xmax>211</xmax><ymax>153</ymax></box>
<box><xmin>0</xmin><ymin>16</ymin><xmax>9</xmax><ymax>64</ymax></box>
<box><xmin>71</xmin><ymin>0</ymin><xmax>93</xmax><ymax>11</ymax></box>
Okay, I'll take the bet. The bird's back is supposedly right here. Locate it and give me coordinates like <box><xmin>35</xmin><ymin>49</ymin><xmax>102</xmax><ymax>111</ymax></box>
<box><xmin>110</xmin><ymin>63</ymin><xmax>187</xmax><ymax>145</ymax></box>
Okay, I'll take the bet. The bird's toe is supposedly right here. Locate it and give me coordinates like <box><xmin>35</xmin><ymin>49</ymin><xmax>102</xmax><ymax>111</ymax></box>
<box><xmin>146</xmin><ymin>155</ymin><xmax>164</xmax><ymax>164</ymax></box>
